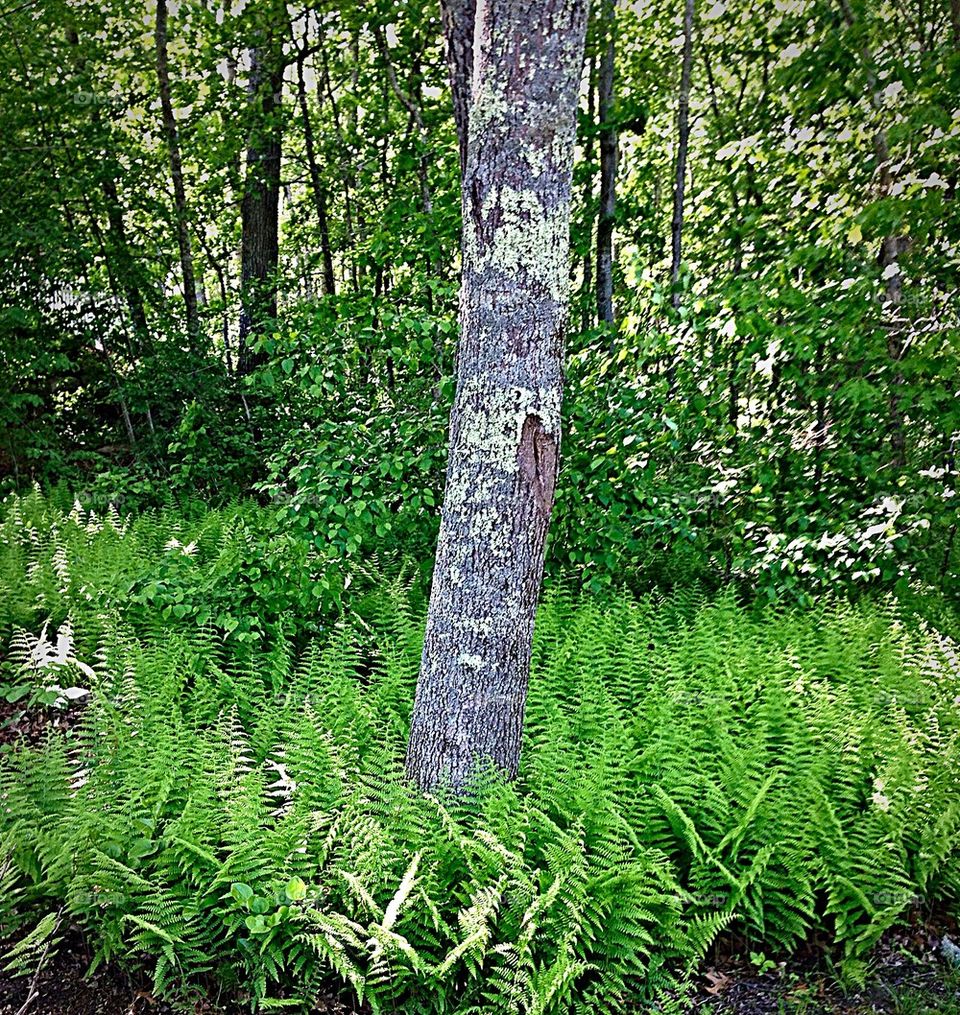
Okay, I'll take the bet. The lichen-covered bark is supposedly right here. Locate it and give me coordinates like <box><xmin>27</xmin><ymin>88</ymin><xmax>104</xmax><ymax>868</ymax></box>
<box><xmin>405</xmin><ymin>0</ymin><xmax>588</xmax><ymax>793</ymax></box>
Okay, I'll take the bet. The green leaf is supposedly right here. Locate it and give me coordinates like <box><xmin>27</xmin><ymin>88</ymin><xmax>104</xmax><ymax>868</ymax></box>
<box><xmin>285</xmin><ymin>877</ymin><xmax>307</xmax><ymax>902</ymax></box>
<box><xmin>230</xmin><ymin>882</ymin><xmax>254</xmax><ymax>906</ymax></box>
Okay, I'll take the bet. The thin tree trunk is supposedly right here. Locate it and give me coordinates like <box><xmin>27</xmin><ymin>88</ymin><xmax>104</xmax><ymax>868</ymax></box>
<box><xmin>27</xmin><ymin>25</ymin><xmax>156</xmax><ymax>439</ymax></box>
<box><xmin>671</xmin><ymin>0</ymin><xmax>695</xmax><ymax>309</ymax></box>
<box><xmin>405</xmin><ymin>0</ymin><xmax>589</xmax><ymax>793</ymax></box>
<box><xmin>321</xmin><ymin>44</ymin><xmax>359</xmax><ymax>294</ymax></box>
<box><xmin>374</xmin><ymin>26</ymin><xmax>433</xmax><ymax>219</ymax></box>
<box><xmin>728</xmin><ymin>338</ymin><xmax>740</xmax><ymax>451</ymax></box>
<box><xmin>294</xmin><ymin>23</ymin><xmax>336</xmax><ymax>297</ymax></box>
<box><xmin>440</xmin><ymin>0</ymin><xmax>476</xmax><ymax>176</ymax></box>
<box><xmin>155</xmin><ymin>0</ymin><xmax>200</xmax><ymax>345</ymax></box>
<box><xmin>812</xmin><ymin>337</ymin><xmax>827</xmax><ymax>495</ymax></box>
<box><xmin>596</xmin><ymin>0</ymin><xmax>617</xmax><ymax>327</ymax></box>
<box><xmin>238</xmin><ymin>25</ymin><xmax>286</xmax><ymax>375</ymax></box>
<box><xmin>581</xmin><ymin>52</ymin><xmax>596</xmax><ymax>332</ymax></box>
<box><xmin>880</xmin><ymin>228</ymin><xmax>908</xmax><ymax>470</ymax></box>
<box><xmin>193</xmin><ymin>224</ymin><xmax>235</xmax><ymax>374</ymax></box>
<box><xmin>78</xmin><ymin>278</ymin><xmax>138</xmax><ymax>450</ymax></box>
<box><xmin>63</xmin><ymin>26</ymin><xmax>152</xmax><ymax>357</ymax></box>
<box><xmin>99</xmin><ymin>175</ymin><xmax>150</xmax><ymax>349</ymax></box>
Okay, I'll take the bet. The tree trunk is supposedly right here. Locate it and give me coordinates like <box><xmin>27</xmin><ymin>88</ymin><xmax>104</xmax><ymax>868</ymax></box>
<box><xmin>596</xmin><ymin>0</ymin><xmax>617</xmax><ymax>326</ymax></box>
<box><xmin>375</xmin><ymin>24</ymin><xmax>433</xmax><ymax>219</ymax></box>
<box><xmin>581</xmin><ymin>53</ymin><xmax>596</xmax><ymax>332</ymax></box>
<box><xmin>238</xmin><ymin>28</ymin><xmax>286</xmax><ymax>375</ymax></box>
<box><xmin>812</xmin><ymin>337</ymin><xmax>827</xmax><ymax>496</ymax></box>
<box><xmin>100</xmin><ymin>174</ymin><xmax>151</xmax><ymax>349</ymax></box>
<box><xmin>193</xmin><ymin>225</ymin><xmax>234</xmax><ymax>374</ymax></box>
<box><xmin>405</xmin><ymin>0</ymin><xmax>589</xmax><ymax>793</ymax></box>
<box><xmin>671</xmin><ymin>0</ymin><xmax>695</xmax><ymax>309</ymax></box>
<box><xmin>871</xmin><ymin>122</ymin><xmax>908</xmax><ymax>471</ymax></box>
<box><xmin>294</xmin><ymin>23</ymin><xmax>336</xmax><ymax>297</ymax></box>
<box><xmin>63</xmin><ymin>26</ymin><xmax>151</xmax><ymax>357</ymax></box>
<box><xmin>155</xmin><ymin>0</ymin><xmax>200</xmax><ymax>346</ymax></box>
<box><xmin>320</xmin><ymin>44</ymin><xmax>359</xmax><ymax>294</ymax></box>
<box><xmin>440</xmin><ymin>0</ymin><xmax>476</xmax><ymax>176</ymax></box>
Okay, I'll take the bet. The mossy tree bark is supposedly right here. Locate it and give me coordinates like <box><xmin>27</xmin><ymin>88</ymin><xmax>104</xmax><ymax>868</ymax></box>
<box><xmin>405</xmin><ymin>0</ymin><xmax>589</xmax><ymax>793</ymax></box>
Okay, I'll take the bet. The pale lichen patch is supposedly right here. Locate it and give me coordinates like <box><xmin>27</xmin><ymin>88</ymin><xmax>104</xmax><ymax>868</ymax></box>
<box><xmin>465</xmin><ymin>183</ymin><xmax>570</xmax><ymax>304</ymax></box>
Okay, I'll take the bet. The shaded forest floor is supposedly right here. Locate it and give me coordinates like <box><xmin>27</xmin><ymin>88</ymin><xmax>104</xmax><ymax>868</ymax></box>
<box><xmin>0</xmin><ymin>932</ymin><xmax>358</xmax><ymax>1015</ymax></box>
<box><xmin>689</xmin><ymin>921</ymin><xmax>960</xmax><ymax>1013</ymax></box>
<box><xmin>1</xmin><ymin>923</ymin><xmax>957</xmax><ymax>1015</ymax></box>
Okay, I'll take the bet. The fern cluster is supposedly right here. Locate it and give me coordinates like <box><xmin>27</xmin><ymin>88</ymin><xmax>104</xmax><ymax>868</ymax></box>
<box><xmin>1</xmin><ymin>494</ymin><xmax>959</xmax><ymax>1012</ymax></box>
<box><xmin>0</xmin><ymin>487</ymin><xmax>345</xmax><ymax>658</ymax></box>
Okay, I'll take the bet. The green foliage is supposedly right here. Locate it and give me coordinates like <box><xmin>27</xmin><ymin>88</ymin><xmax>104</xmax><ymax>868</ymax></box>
<box><xmin>252</xmin><ymin>297</ymin><xmax>454</xmax><ymax>579</ymax></box>
<box><xmin>1</xmin><ymin>0</ymin><xmax>956</xmax><ymax>606</ymax></box>
<box><xmin>1</xmin><ymin>497</ymin><xmax>959</xmax><ymax>1012</ymax></box>
<box><xmin>0</xmin><ymin>488</ymin><xmax>346</xmax><ymax>652</ymax></box>
<box><xmin>1</xmin><ymin>911</ymin><xmax>63</xmax><ymax>978</ymax></box>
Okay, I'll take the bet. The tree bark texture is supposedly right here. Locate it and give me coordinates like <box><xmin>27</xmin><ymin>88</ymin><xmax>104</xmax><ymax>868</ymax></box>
<box><xmin>581</xmin><ymin>52</ymin><xmax>595</xmax><ymax>332</ymax></box>
<box><xmin>155</xmin><ymin>0</ymin><xmax>200</xmax><ymax>345</ymax></box>
<box><xmin>440</xmin><ymin>0</ymin><xmax>476</xmax><ymax>176</ymax></box>
<box><xmin>405</xmin><ymin>0</ymin><xmax>589</xmax><ymax>793</ymax></box>
<box><xmin>596</xmin><ymin>0</ymin><xmax>617</xmax><ymax>326</ymax></box>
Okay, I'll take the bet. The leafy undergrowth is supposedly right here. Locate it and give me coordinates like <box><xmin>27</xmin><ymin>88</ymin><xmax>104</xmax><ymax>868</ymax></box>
<box><xmin>0</xmin><ymin>495</ymin><xmax>959</xmax><ymax>1013</ymax></box>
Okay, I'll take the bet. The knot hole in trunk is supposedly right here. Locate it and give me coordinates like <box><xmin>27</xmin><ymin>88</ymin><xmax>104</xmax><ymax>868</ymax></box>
<box><xmin>518</xmin><ymin>414</ymin><xmax>558</xmax><ymax>517</ymax></box>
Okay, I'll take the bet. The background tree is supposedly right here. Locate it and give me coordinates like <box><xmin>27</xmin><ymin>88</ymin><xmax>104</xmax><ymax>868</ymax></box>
<box><xmin>237</xmin><ymin>2</ymin><xmax>289</xmax><ymax>373</ymax></box>
<box><xmin>596</xmin><ymin>0</ymin><xmax>619</xmax><ymax>326</ymax></box>
<box><xmin>670</xmin><ymin>0</ymin><xmax>694</xmax><ymax>310</ymax></box>
<box><xmin>155</xmin><ymin>0</ymin><xmax>200</xmax><ymax>347</ymax></box>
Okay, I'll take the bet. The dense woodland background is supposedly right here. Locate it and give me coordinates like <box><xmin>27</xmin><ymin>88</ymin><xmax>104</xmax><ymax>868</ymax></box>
<box><xmin>3</xmin><ymin>0</ymin><xmax>958</xmax><ymax>605</ymax></box>
<box><xmin>1</xmin><ymin>2</ymin><xmax>960</xmax><ymax>1013</ymax></box>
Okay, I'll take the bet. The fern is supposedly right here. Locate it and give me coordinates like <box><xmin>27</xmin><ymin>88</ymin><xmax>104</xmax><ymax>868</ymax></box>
<box><xmin>1</xmin><ymin>493</ymin><xmax>959</xmax><ymax>1011</ymax></box>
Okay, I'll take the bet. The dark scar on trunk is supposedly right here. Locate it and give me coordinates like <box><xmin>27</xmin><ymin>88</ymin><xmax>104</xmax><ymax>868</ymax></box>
<box><xmin>519</xmin><ymin>414</ymin><xmax>558</xmax><ymax>516</ymax></box>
